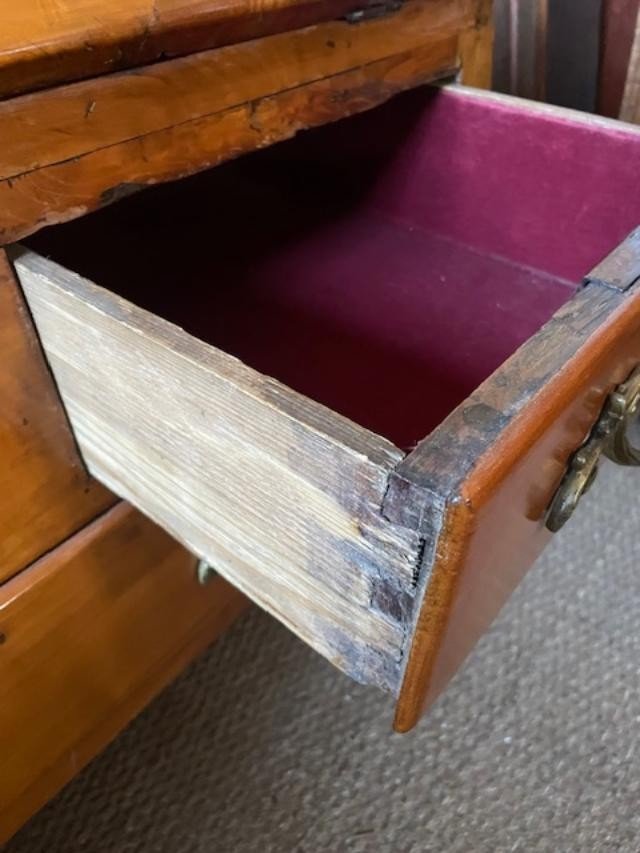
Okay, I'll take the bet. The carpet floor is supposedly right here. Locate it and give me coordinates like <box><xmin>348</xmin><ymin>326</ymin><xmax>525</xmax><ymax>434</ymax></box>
<box><xmin>5</xmin><ymin>461</ymin><xmax>640</xmax><ymax>852</ymax></box>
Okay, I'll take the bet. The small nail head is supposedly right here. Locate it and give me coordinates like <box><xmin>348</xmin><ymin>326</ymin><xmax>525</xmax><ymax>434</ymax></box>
<box><xmin>196</xmin><ymin>559</ymin><xmax>216</xmax><ymax>585</ymax></box>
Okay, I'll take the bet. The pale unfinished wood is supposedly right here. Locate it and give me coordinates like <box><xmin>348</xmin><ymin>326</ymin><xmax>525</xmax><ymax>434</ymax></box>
<box><xmin>14</xmin><ymin>248</ymin><xmax>423</xmax><ymax>692</ymax></box>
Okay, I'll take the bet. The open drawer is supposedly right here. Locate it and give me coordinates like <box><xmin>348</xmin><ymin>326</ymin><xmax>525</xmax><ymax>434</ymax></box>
<box><xmin>13</xmin><ymin>85</ymin><xmax>640</xmax><ymax>731</ymax></box>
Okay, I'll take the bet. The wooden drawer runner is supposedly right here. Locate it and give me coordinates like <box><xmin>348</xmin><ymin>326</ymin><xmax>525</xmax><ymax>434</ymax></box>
<box><xmin>0</xmin><ymin>503</ymin><xmax>248</xmax><ymax>843</ymax></box>
<box><xmin>15</xmin><ymin>85</ymin><xmax>640</xmax><ymax>731</ymax></box>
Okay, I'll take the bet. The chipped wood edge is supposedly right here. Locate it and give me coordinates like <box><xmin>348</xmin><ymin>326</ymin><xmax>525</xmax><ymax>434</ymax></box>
<box><xmin>0</xmin><ymin>37</ymin><xmax>460</xmax><ymax>244</ymax></box>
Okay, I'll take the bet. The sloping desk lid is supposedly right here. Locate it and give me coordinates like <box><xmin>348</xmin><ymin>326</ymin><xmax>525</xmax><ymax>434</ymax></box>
<box><xmin>0</xmin><ymin>0</ymin><xmax>377</xmax><ymax>98</ymax></box>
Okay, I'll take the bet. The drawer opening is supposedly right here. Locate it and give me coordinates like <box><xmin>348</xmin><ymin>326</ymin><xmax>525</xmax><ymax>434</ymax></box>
<box><xmin>15</xmin><ymin>84</ymin><xmax>640</xmax><ymax>718</ymax></box>
<box><xmin>26</xmin><ymin>85</ymin><xmax>638</xmax><ymax>450</ymax></box>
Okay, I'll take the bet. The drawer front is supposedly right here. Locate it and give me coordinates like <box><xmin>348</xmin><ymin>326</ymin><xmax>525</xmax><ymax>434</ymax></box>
<box><xmin>15</xmin><ymin>86</ymin><xmax>640</xmax><ymax>731</ymax></box>
<box><xmin>389</xmin><ymin>260</ymin><xmax>640</xmax><ymax>730</ymax></box>
<box><xmin>0</xmin><ymin>502</ymin><xmax>248</xmax><ymax>843</ymax></box>
<box><xmin>0</xmin><ymin>250</ymin><xmax>114</xmax><ymax>583</ymax></box>
<box><xmin>0</xmin><ymin>0</ymin><xmax>492</xmax><ymax>246</ymax></box>
<box><xmin>1</xmin><ymin>0</ymin><xmax>479</xmax><ymax>98</ymax></box>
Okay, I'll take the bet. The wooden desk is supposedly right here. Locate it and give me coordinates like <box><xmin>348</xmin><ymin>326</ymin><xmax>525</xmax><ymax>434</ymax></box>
<box><xmin>0</xmin><ymin>0</ymin><xmax>491</xmax><ymax>840</ymax></box>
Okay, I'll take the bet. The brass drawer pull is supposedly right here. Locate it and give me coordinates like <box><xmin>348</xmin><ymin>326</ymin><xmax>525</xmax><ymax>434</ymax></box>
<box><xmin>546</xmin><ymin>366</ymin><xmax>640</xmax><ymax>532</ymax></box>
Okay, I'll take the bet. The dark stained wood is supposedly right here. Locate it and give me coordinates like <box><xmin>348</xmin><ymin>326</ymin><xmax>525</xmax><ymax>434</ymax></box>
<box><xmin>598</xmin><ymin>0</ymin><xmax>640</xmax><ymax>117</ymax></box>
<box><xmin>391</xmin><ymin>278</ymin><xmax>640</xmax><ymax>731</ymax></box>
<box><xmin>587</xmin><ymin>226</ymin><xmax>640</xmax><ymax>291</ymax></box>
<box><xmin>0</xmin><ymin>29</ymin><xmax>461</xmax><ymax>245</ymax></box>
<box><xmin>0</xmin><ymin>502</ymin><xmax>248</xmax><ymax>844</ymax></box>
<box><xmin>0</xmin><ymin>251</ymin><xmax>115</xmax><ymax>583</ymax></box>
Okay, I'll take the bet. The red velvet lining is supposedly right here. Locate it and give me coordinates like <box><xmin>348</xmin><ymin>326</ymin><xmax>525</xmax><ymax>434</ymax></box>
<box><xmin>28</xmin><ymin>87</ymin><xmax>640</xmax><ymax>448</ymax></box>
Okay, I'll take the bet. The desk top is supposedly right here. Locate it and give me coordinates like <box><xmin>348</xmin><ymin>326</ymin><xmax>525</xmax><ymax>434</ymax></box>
<box><xmin>0</xmin><ymin>0</ymin><xmax>373</xmax><ymax>97</ymax></box>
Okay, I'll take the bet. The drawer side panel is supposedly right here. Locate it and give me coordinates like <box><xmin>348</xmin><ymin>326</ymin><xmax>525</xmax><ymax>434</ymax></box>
<box><xmin>15</xmin><ymin>249</ymin><xmax>423</xmax><ymax>691</ymax></box>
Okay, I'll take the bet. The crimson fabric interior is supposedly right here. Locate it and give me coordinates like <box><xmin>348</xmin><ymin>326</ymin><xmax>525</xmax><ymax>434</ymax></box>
<box><xmin>28</xmin><ymin>87</ymin><xmax>640</xmax><ymax>448</ymax></box>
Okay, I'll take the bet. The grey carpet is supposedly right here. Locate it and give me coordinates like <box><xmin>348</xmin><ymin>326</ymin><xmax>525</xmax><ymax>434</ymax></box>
<box><xmin>6</xmin><ymin>461</ymin><xmax>640</xmax><ymax>853</ymax></box>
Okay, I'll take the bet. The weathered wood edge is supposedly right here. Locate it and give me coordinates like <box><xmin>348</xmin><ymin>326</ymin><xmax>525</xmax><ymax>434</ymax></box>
<box><xmin>389</xmin><ymin>273</ymin><xmax>640</xmax><ymax>731</ymax></box>
<box><xmin>10</xmin><ymin>247</ymin><xmax>403</xmax><ymax>472</ymax></box>
<box><xmin>0</xmin><ymin>39</ymin><xmax>459</xmax><ymax>245</ymax></box>
<box><xmin>0</xmin><ymin>0</ymin><xmax>470</xmax><ymax>182</ymax></box>
<box><xmin>585</xmin><ymin>225</ymin><xmax>640</xmax><ymax>291</ymax></box>
<box><xmin>14</xmin><ymin>247</ymin><xmax>427</xmax><ymax>692</ymax></box>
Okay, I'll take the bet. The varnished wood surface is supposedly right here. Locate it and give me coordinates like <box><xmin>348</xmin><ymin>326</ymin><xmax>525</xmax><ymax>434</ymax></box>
<box><xmin>0</xmin><ymin>0</ymin><xmax>468</xmax><ymax>182</ymax></box>
<box><xmin>0</xmin><ymin>0</ymin><xmax>386</xmax><ymax>98</ymax></box>
<box><xmin>0</xmin><ymin>251</ymin><xmax>114</xmax><ymax>584</ymax></box>
<box><xmin>15</xmin><ymin>248</ymin><xmax>422</xmax><ymax>692</ymax></box>
<box><xmin>457</xmin><ymin>0</ymin><xmax>493</xmax><ymax>88</ymax></box>
<box><xmin>0</xmin><ymin>502</ymin><xmax>248</xmax><ymax>844</ymax></box>
<box><xmin>392</xmin><ymin>279</ymin><xmax>640</xmax><ymax>731</ymax></box>
<box><xmin>0</xmin><ymin>0</ymin><xmax>469</xmax><ymax>244</ymax></box>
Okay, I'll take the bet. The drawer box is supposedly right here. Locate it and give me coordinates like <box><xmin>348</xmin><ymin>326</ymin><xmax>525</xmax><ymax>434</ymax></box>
<box><xmin>15</xmin><ymin>85</ymin><xmax>640</xmax><ymax>730</ymax></box>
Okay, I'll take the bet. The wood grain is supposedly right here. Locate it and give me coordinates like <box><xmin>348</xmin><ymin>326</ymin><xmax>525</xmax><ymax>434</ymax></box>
<box><xmin>587</xmin><ymin>226</ymin><xmax>640</xmax><ymax>291</ymax></box>
<box><xmin>0</xmin><ymin>251</ymin><xmax>114</xmax><ymax>584</ymax></box>
<box><xmin>391</xmin><ymin>277</ymin><xmax>640</xmax><ymax>731</ymax></box>
<box><xmin>0</xmin><ymin>0</ymin><xmax>403</xmax><ymax>98</ymax></box>
<box><xmin>14</xmin><ymin>248</ymin><xmax>423</xmax><ymax>693</ymax></box>
<box><xmin>0</xmin><ymin>7</ymin><xmax>465</xmax><ymax>244</ymax></box>
<box><xmin>457</xmin><ymin>0</ymin><xmax>493</xmax><ymax>88</ymax></box>
<box><xmin>0</xmin><ymin>0</ymin><xmax>470</xmax><ymax>182</ymax></box>
<box><xmin>621</xmin><ymin>5</ymin><xmax>640</xmax><ymax>122</ymax></box>
<box><xmin>0</xmin><ymin>502</ymin><xmax>248</xmax><ymax>844</ymax></box>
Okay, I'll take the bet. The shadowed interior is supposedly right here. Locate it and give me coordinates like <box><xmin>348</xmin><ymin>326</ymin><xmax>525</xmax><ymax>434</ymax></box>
<box><xmin>27</xmin><ymin>86</ymin><xmax>640</xmax><ymax>448</ymax></box>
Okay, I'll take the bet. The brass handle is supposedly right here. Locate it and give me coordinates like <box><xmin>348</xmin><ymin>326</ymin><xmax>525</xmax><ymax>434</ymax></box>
<box><xmin>546</xmin><ymin>366</ymin><xmax>640</xmax><ymax>532</ymax></box>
